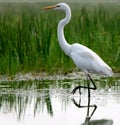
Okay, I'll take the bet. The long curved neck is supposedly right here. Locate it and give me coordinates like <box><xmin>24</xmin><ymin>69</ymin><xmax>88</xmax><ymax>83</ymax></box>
<box><xmin>57</xmin><ymin>6</ymin><xmax>71</xmax><ymax>56</ymax></box>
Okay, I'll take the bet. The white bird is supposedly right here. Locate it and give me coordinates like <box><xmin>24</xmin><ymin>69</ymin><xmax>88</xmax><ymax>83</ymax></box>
<box><xmin>43</xmin><ymin>3</ymin><xmax>113</xmax><ymax>95</ymax></box>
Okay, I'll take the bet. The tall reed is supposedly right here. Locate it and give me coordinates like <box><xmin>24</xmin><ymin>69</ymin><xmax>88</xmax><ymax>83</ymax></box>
<box><xmin>0</xmin><ymin>3</ymin><xmax>119</xmax><ymax>75</ymax></box>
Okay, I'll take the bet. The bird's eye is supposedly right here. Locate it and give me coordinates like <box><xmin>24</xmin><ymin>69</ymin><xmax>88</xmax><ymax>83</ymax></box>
<box><xmin>56</xmin><ymin>5</ymin><xmax>60</xmax><ymax>7</ymax></box>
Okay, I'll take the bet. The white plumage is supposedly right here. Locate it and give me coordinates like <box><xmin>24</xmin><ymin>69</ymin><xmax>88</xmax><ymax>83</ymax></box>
<box><xmin>43</xmin><ymin>3</ymin><xmax>113</xmax><ymax>94</ymax></box>
<box><xmin>70</xmin><ymin>43</ymin><xmax>113</xmax><ymax>76</ymax></box>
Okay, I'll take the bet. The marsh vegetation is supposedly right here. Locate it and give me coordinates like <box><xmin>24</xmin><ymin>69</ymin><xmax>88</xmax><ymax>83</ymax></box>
<box><xmin>0</xmin><ymin>2</ymin><xmax>120</xmax><ymax>75</ymax></box>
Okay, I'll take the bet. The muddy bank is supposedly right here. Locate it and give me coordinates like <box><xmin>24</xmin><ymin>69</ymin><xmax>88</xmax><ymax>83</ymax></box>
<box><xmin>0</xmin><ymin>72</ymin><xmax>119</xmax><ymax>83</ymax></box>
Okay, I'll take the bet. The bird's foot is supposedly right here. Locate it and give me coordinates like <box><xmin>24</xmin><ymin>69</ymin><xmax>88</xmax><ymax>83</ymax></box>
<box><xmin>71</xmin><ymin>86</ymin><xmax>82</xmax><ymax>95</ymax></box>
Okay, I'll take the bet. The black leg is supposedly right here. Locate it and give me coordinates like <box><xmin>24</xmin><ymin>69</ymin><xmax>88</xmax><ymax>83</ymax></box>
<box><xmin>71</xmin><ymin>74</ymin><xmax>97</xmax><ymax>95</ymax></box>
<box><xmin>87</xmin><ymin>74</ymin><xmax>97</xmax><ymax>90</ymax></box>
<box><xmin>72</xmin><ymin>74</ymin><xmax>97</xmax><ymax>123</ymax></box>
<box><xmin>71</xmin><ymin>85</ymin><xmax>84</xmax><ymax>94</ymax></box>
<box><xmin>87</xmin><ymin>77</ymin><xmax>90</xmax><ymax>116</ymax></box>
<box><xmin>72</xmin><ymin>95</ymin><xmax>97</xmax><ymax>118</ymax></box>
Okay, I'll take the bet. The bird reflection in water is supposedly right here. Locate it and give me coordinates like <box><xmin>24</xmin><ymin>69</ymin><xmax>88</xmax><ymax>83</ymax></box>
<box><xmin>72</xmin><ymin>96</ymin><xmax>113</xmax><ymax>125</ymax></box>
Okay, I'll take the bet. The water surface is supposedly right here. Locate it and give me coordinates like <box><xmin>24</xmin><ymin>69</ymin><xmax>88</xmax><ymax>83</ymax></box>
<box><xmin>0</xmin><ymin>75</ymin><xmax>120</xmax><ymax>125</ymax></box>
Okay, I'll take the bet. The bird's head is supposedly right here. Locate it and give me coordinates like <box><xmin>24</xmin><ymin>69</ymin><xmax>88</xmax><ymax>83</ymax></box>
<box><xmin>42</xmin><ymin>3</ymin><xmax>69</xmax><ymax>11</ymax></box>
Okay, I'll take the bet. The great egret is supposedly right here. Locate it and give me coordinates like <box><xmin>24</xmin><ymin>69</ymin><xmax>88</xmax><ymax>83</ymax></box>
<box><xmin>43</xmin><ymin>3</ymin><xmax>113</xmax><ymax>95</ymax></box>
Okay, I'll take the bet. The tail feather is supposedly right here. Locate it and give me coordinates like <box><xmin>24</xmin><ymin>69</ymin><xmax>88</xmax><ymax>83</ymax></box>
<box><xmin>102</xmin><ymin>65</ymin><xmax>113</xmax><ymax>76</ymax></box>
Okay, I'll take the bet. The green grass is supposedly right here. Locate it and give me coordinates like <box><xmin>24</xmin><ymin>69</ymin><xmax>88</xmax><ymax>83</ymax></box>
<box><xmin>0</xmin><ymin>2</ymin><xmax>120</xmax><ymax>75</ymax></box>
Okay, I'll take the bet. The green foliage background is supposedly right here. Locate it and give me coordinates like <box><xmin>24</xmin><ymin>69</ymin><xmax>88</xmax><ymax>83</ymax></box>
<box><xmin>0</xmin><ymin>2</ymin><xmax>120</xmax><ymax>75</ymax></box>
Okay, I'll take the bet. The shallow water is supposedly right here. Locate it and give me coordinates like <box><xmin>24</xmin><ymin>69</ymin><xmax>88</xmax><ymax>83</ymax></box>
<box><xmin>0</xmin><ymin>75</ymin><xmax>120</xmax><ymax>125</ymax></box>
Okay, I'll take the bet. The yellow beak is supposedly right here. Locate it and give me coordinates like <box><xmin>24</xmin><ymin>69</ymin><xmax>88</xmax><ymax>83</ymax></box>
<box><xmin>42</xmin><ymin>5</ymin><xmax>57</xmax><ymax>10</ymax></box>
